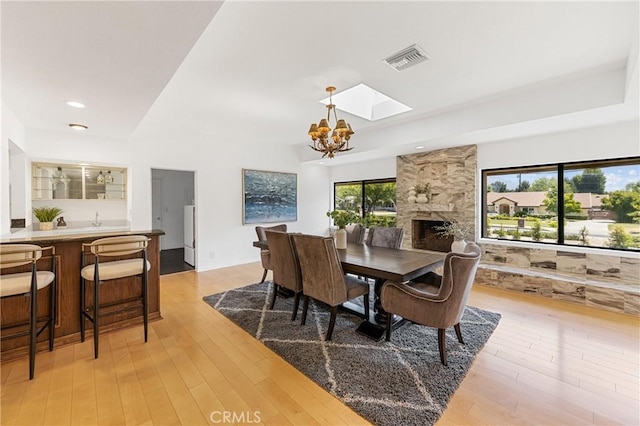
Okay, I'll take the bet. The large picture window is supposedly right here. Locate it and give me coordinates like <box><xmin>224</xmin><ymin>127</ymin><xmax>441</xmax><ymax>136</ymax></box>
<box><xmin>482</xmin><ymin>157</ymin><xmax>640</xmax><ymax>251</ymax></box>
<box><xmin>334</xmin><ymin>178</ymin><xmax>396</xmax><ymax>227</ymax></box>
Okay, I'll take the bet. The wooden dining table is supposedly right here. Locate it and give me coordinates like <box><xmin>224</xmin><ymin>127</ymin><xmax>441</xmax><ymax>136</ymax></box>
<box><xmin>253</xmin><ymin>239</ymin><xmax>446</xmax><ymax>339</ymax></box>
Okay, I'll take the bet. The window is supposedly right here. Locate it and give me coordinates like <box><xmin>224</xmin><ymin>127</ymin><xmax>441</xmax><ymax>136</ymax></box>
<box><xmin>334</xmin><ymin>178</ymin><xmax>396</xmax><ymax>227</ymax></box>
<box><xmin>482</xmin><ymin>157</ymin><xmax>640</xmax><ymax>251</ymax></box>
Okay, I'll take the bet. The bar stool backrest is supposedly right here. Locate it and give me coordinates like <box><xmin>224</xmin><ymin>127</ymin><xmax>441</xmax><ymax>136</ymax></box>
<box><xmin>88</xmin><ymin>236</ymin><xmax>149</xmax><ymax>257</ymax></box>
<box><xmin>0</xmin><ymin>244</ymin><xmax>43</xmax><ymax>269</ymax></box>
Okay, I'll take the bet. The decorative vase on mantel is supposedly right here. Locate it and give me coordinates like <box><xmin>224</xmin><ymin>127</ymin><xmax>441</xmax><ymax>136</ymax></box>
<box><xmin>416</xmin><ymin>193</ymin><xmax>429</xmax><ymax>204</ymax></box>
<box><xmin>407</xmin><ymin>186</ymin><xmax>417</xmax><ymax>203</ymax></box>
<box><xmin>335</xmin><ymin>227</ymin><xmax>348</xmax><ymax>249</ymax></box>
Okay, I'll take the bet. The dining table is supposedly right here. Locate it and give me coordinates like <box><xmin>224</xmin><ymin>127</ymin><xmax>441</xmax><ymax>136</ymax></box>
<box><xmin>252</xmin><ymin>239</ymin><xmax>446</xmax><ymax>340</ymax></box>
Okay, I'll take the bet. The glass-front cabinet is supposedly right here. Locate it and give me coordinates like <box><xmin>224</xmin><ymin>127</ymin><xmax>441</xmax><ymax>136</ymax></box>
<box><xmin>32</xmin><ymin>162</ymin><xmax>127</xmax><ymax>201</ymax></box>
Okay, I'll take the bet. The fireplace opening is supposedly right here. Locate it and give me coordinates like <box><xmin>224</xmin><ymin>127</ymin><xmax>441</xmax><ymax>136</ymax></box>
<box><xmin>412</xmin><ymin>220</ymin><xmax>453</xmax><ymax>253</ymax></box>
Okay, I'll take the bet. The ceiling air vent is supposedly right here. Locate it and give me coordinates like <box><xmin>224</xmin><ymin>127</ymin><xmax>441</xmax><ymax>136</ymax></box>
<box><xmin>383</xmin><ymin>44</ymin><xmax>430</xmax><ymax>72</ymax></box>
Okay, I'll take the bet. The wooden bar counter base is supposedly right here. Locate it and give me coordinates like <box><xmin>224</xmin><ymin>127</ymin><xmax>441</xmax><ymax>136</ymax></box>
<box><xmin>0</xmin><ymin>229</ymin><xmax>164</xmax><ymax>362</ymax></box>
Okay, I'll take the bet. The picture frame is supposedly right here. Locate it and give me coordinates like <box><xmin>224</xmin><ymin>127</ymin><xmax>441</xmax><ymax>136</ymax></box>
<box><xmin>242</xmin><ymin>169</ymin><xmax>297</xmax><ymax>224</ymax></box>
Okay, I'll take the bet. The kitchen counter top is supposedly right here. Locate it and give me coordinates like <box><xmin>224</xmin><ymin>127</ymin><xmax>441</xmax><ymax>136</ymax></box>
<box><xmin>1</xmin><ymin>227</ymin><xmax>164</xmax><ymax>243</ymax></box>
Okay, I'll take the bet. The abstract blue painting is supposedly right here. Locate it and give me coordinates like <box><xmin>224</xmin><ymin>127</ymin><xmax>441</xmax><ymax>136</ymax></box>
<box><xmin>243</xmin><ymin>169</ymin><xmax>297</xmax><ymax>224</ymax></box>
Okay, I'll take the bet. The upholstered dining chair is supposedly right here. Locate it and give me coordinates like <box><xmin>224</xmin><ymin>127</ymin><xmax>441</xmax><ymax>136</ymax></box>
<box><xmin>0</xmin><ymin>244</ymin><xmax>57</xmax><ymax>379</ymax></box>
<box><xmin>381</xmin><ymin>243</ymin><xmax>481</xmax><ymax>365</ymax></box>
<box><xmin>365</xmin><ymin>226</ymin><xmax>404</xmax><ymax>249</ymax></box>
<box><xmin>80</xmin><ymin>235</ymin><xmax>151</xmax><ymax>358</ymax></box>
<box><xmin>291</xmin><ymin>234</ymin><xmax>370</xmax><ymax>341</ymax></box>
<box><xmin>255</xmin><ymin>224</ymin><xmax>287</xmax><ymax>283</ymax></box>
<box><xmin>345</xmin><ymin>223</ymin><xmax>365</xmax><ymax>244</ymax></box>
<box><xmin>265</xmin><ymin>230</ymin><xmax>303</xmax><ymax>320</ymax></box>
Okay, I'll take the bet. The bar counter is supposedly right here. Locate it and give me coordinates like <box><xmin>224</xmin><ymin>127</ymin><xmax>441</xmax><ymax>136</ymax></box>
<box><xmin>1</xmin><ymin>228</ymin><xmax>165</xmax><ymax>361</ymax></box>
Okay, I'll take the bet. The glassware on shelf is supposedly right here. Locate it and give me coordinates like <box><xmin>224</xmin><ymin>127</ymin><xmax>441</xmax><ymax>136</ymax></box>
<box><xmin>105</xmin><ymin>170</ymin><xmax>114</xmax><ymax>184</ymax></box>
<box><xmin>97</xmin><ymin>171</ymin><xmax>105</xmax><ymax>184</ymax></box>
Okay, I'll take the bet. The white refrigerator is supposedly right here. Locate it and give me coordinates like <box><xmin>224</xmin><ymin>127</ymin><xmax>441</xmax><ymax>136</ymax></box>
<box><xmin>184</xmin><ymin>205</ymin><xmax>196</xmax><ymax>266</ymax></box>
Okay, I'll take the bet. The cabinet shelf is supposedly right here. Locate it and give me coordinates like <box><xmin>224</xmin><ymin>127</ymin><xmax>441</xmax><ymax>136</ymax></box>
<box><xmin>32</xmin><ymin>163</ymin><xmax>127</xmax><ymax>201</ymax></box>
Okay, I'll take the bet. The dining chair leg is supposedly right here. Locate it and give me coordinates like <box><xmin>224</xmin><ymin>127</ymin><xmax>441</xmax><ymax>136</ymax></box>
<box><xmin>260</xmin><ymin>269</ymin><xmax>268</xmax><ymax>284</ymax></box>
<box><xmin>325</xmin><ymin>306</ymin><xmax>338</xmax><ymax>341</ymax></box>
<box><xmin>291</xmin><ymin>292</ymin><xmax>301</xmax><ymax>321</ymax></box>
<box><xmin>269</xmin><ymin>282</ymin><xmax>278</xmax><ymax>310</ymax></box>
<box><xmin>454</xmin><ymin>323</ymin><xmax>464</xmax><ymax>344</ymax></box>
<box><xmin>438</xmin><ymin>328</ymin><xmax>447</xmax><ymax>366</ymax></box>
<box><xmin>363</xmin><ymin>293</ymin><xmax>370</xmax><ymax>321</ymax></box>
<box><xmin>385</xmin><ymin>313</ymin><xmax>392</xmax><ymax>342</ymax></box>
<box><xmin>300</xmin><ymin>295</ymin><xmax>310</xmax><ymax>325</ymax></box>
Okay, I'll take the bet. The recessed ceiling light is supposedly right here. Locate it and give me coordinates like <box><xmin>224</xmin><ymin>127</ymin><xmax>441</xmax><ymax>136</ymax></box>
<box><xmin>319</xmin><ymin>162</ymin><xmax>324</xmax><ymax>165</ymax></box>
<box><xmin>66</xmin><ymin>101</ymin><xmax>85</xmax><ymax>108</ymax></box>
<box><xmin>69</xmin><ymin>123</ymin><xmax>88</xmax><ymax>130</ymax></box>
<box><xmin>415</xmin><ymin>145</ymin><xmax>424</xmax><ymax>149</ymax></box>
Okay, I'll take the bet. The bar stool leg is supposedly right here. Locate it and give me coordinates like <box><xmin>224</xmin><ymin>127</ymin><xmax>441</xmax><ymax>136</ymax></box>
<box><xmin>80</xmin><ymin>278</ymin><xmax>86</xmax><ymax>342</ymax></box>
<box><xmin>143</xmin><ymin>253</ymin><xmax>149</xmax><ymax>343</ymax></box>
<box><xmin>49</xmin><ymin>273</ymin><xmax>56</xmax><ymax>351</ymax></box>
<box><xmin>93</xmin><ymin>280</ymin><xmax>99</xmax><ymax>359</ymax></box>
<box><xmin>29</xmin><ymin>265</ymin><xmax>37</xmax><ymax>380</ymax></box>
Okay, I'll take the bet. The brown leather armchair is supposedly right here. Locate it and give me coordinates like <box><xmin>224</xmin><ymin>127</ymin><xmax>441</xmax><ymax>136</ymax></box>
<box><xmin>292</xmin><ymin>234</ymin><xmax>370</xmax><ymax>341</ymax></box>
<box><xmin>265</xmin><ymin>230</ymin><xmax>303</xmax><ymax>320</ymax></box>
<box><xmin>381</xmin><ymin>243</ymin><xmax>481</xmax><ymax>365</ymax></box>
<box><xmin>255</xmin><ymin>224</ymin><xmax>287</xmax><ymax>283</ymax></box>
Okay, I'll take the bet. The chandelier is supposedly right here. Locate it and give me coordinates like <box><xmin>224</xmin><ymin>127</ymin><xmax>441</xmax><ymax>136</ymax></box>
<box><xmin>307</xmin><ymin>86</ymin><xmax>354</xmax><ymax>159</ymax></box>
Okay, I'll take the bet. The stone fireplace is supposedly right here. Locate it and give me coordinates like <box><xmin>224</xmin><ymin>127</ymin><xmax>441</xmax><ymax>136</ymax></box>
<box><xmin>397</xmin><ymin>145</ymin><xmax>476</xmax><ymax>251</ymax></box>
<box><xmin>412</xmin><ymin>220</ymin><xmax>453</xmax><ymax>253</ymax></box>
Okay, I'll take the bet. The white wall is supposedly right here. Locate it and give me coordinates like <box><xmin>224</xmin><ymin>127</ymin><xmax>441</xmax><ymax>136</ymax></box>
<box><xmin>329</xmin><ymin>157</ymin><xmax>397</xmax><ymax>184</ymax></box>
<box><xmin>129</xmin><ymin>118</ymin><xmax>331</xmax><ymax>271</ymax></box>
<box><xmin>477</xmin><ymin>119</ymin><xmax>640</xmax><ymax>169</ymax></box>
<box><xmin>1</xmin><ymin>102</ymin><xmax>26</xmax><ymax>234</ymax></box>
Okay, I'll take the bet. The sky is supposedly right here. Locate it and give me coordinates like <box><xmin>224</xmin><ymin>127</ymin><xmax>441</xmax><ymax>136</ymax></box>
<box><xmin>487</xmin><ymin>164</ymin><xmax>639</xmax><ymax>192</ymax></box>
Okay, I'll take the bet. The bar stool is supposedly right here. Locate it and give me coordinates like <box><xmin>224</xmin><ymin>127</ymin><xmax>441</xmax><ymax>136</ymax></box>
<box><xmin>80</xmin><ymin>235</ymin><xmax>150</xmax><ymax>358</ymax></box>
<box><xmin>0</xmin><ymin>244</ymin><xmax>57</xmax><ymax>379</ymax></box>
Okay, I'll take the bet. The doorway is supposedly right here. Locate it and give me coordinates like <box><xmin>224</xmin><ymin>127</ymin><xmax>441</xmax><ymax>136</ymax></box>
<box><xmin>151</xmin><ymin>169</ymin><xmax>196</xmax><ymax>275</ymax></box>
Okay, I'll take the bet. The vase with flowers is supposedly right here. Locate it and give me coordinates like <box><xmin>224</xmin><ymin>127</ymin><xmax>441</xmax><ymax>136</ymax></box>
<box><xmin>434</xmin><ymin>220</ymin><xmax>472</xmax><ymax>252</ymax></box>
<box><xmin>327</xmin><ymin>210</ymin><xmax>361</xmax><ymax>249</ymax></box>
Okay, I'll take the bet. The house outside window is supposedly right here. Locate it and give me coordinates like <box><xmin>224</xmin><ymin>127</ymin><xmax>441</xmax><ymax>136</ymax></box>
<box><xmin>482</xmin><ymin>157</ymin><xmax>640</xmax><ymax>251</ymax></box>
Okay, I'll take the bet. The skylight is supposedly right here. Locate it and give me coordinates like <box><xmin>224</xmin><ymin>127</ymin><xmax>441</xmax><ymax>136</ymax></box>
<box><xmin>320</xmin><ymin>83</ymin><xmax>412</xmax><ymax>122</ymax></box>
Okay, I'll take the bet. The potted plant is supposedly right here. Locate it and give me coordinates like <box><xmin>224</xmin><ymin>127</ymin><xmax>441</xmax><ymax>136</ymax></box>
<box><xmin>327</xmin><ymin>210</ymin><xmax>360</xmax><ymax>249</ymax></box>
<box><xmin>33</xmin><ymin>206</ymin><xmax>63</xmax><ymax>231</ymax></box>
<box><xmin>434</xmin><ymin>220</ymin><xmax>472</xmax><ymax>252</ymax></box>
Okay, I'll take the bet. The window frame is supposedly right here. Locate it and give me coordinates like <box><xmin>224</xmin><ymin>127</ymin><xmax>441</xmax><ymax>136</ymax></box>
<box><xmin>481</xmin><ymin>156</ymin><xmax>640</xmax><ymax>252</ymax></box>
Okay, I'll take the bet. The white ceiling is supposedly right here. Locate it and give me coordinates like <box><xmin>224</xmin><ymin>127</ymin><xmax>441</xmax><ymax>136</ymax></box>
<box><xmin>2</xmin><ymin>1</ymin><xmax>638</xmax><ymax>164</ymax></box>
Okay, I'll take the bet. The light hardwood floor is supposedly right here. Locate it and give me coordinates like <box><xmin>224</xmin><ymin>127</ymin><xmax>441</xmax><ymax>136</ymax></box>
<box><xmin>1</xmin><ymin>262</ymin><xmax>638</xmax><ymax>425</ymax></box>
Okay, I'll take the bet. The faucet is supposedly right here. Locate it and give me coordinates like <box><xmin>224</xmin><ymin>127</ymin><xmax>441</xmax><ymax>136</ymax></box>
<box><xmin>92</xmin><ymin>212</ymin><xmax>101</xmax><ymax>227</ymax></box>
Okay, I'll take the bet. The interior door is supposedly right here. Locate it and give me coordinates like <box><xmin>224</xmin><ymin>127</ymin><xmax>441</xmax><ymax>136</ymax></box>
<box><xmin>151</xmin><ymin>177</ymin><xmax>164</xmax><ymax>249</ymax></box>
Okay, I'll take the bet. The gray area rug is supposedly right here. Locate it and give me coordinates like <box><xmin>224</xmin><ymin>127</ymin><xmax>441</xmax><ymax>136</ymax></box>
<box><xmin>203</xmin><ymin>281</ymin><xmax>501</xmax><ymax>426</ymax></box>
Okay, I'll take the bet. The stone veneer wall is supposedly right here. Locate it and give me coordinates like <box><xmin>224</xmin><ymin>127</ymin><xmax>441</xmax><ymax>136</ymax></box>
<box><xmin>396</xmin><ymin>145</ymin><xmax>476</xmax><ymax>250</ymax></box>
<box><xmin>476</xmin><ymin>244</ymin><xmax>640</xmax><ymax>316</ymax></box>
<box><xmin>395</xmin><ymin>144</ymin><xmax>639</xmax><ymax>316</ymax></box>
